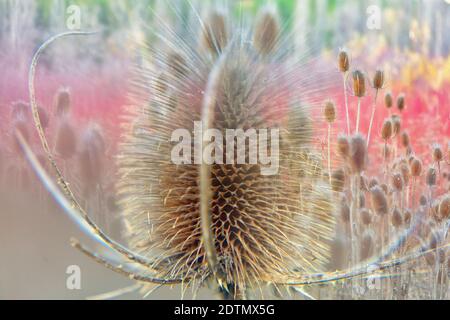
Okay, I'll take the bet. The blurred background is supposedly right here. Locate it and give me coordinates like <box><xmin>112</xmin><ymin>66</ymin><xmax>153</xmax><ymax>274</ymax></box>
<box><xmin>0</xmin><ymin>0</ymin><xmax>449</xmax><ymax>299</ymax></box>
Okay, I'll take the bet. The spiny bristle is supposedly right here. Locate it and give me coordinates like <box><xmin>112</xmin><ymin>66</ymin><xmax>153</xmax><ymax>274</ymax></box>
<box><xmin>338</xmin><ymin>50</ymin><xmax>350</xmax><ymax>73</ymax></box>
<box><xmin>373</xmin><ymin>69</ymin><xmax>385</xmax><ymax>90</ymax></box>
<box><xmin>351</xmin><ymin>70</ymin><xmax>366</xmax><ymax>97</ymax></box>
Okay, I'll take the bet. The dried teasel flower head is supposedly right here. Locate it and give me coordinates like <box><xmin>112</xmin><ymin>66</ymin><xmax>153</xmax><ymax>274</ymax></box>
<box><xmin>368</xmin><ymin>177</ymin><xmax>379</xmax><ymax>189</ymax></box>
<box><xmin>426</xmin><ymin>167</ymin><xmax>437</xmax><ymax>187</ymax></box>
<box><xmin>391</xmin><ymin>173</ymin><xmax>404</xmax><ymax>192</ymax></box>
<box><xmin>391</xmin><ymin>115</ymin><xmax>401</xmax><ymax>136</ymax></box>
<box><xmin>384</xmin><ymin>92</ymin><xmax>393</xmax><ymax>109</ymax></box>
<box><xmin>372</xmin><ymin>69</ymin><xmax>385</xmax><ymax>90</ymax></box>
<box><xmin>381</xmin><ymin>119</ymin><xmax>393</xmax><ymax>141</ymax></box>
<box><xmin>54</xmin><ymin>87</ymin><xmax>71</xmax><ymax>118</ymax></box>
<box><xmin>396</xmin><ymin>93</ymin><xmax>406</xmax><ymax>112</ymax></box>
<box><xmin>404</xmin><ymin>209</ymin><xmax>412</xmax><ymax>227</ymax></box>
<box><xmin>323</xmin><ymin>100</ymin><xmax>336</xmax><ymax>123</ymax></box>
<box><xmin>331</xmin><ymin>168</ymin><xmax>345</xmax><ymax>192</ymax></box>
<box><xmin>352</xmin><ymin>70</ymin><xmax>366</xmax><ymax>97</ymax></box>
<box><xmin>337</xmin><ymin>134</ymin><xmax>350</xmax><ymax>159</ymax></box>
<box><xmin>432</xmin><ymin>144</ymin><xmax>443</xmax><ymax>163</ymax></box>
<box><xmin>420</xmin><ymin>195</ymin><xmax>428</xmax><ymax>206</ymax></box>
<box><xmin>410</xmin><ymin>157</ymin><xmax>423</xmax><ymax>177</ymax></box>
<box><xmin>360</xmin><ymin>208</ymin><xmax>372</xmax><ymax>225</ymax></box>
<box><xmin>201</xmin><ymin>10</ymin><xmax>228</xmax><ymax>55</ymax></box>
<box><xmin>401</xmin><ymin>131</ymin><xmax>410</xmax><ymax>148</ymax></box>
<box><xmin>391</xmin><ymin>207</ymin><xmax>403</xmax><ymax>228</ymax></box>
<box><xmin>438</xmin><ymin>196</ymin><xmax>450</xmax><ymax>221</ymax></box>
<box><xmin>349</xmin><ymin>134</ymin><xmax>368</xmax><ymax>173</ymax></box>
<box><xmin>253</xmin><ymin>6</ymin><xmax>280</xmax><ymax>56</ymax></box>
<box><xmin>360</xmin><ymin>231</ymin><xmax>375</xmax><ymax>261</ymax></box>
<box><xmin>337</xmin><ymin>49</ymin><xmax>350</xmax><ymax>73</ymax></box>
<box><xmin>370</xmin><ymin>185</ymin><xmax>388</xmax><ymax>216</ymax></box>
<box><xmin>399</xmin><ymin>163</ymin><xmax>410</xmax><ymax>185</ymax></box>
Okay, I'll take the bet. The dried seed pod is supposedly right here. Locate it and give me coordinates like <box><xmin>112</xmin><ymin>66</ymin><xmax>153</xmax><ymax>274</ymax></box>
<box><xmin>401</xmin><ymin>131</ymin><xmax>410</xmax><ymax>148</ymax></box>
<box><xmin>432</xmin><ymin>145</ymin><xmax>443</xmax><ymax>162</ymax></box>
<box><xmin>381</xmin><ymin>119</ymin><xmax>392</xmax><ymax>141</ymax></box>
<box><xmin>426</xmin><ymin>167</ymin><xmax>437</xmax><ymax>186</ymax></box>
<box><xmin>368</xmin><ymin>177</ymin><xmax>379</xmax><ymax>189</ymax></box>
<box><xmin>380</xmin><ymin>183</ymin><xmax>388</xmax><ymax>195</ymax></box>
<box><xmin>391</xmin><ymin>207</ymin><xmax>403</xmax><ymax>228</ymax></box>
<box><xmin>404</xmin><ymin>209</ymin><xmax>412</xmax><ymax>227</ymax></box>
<box><xmin>349</xmin><ymin>134</ymin><xmax>367</xmax><ymax>173</ymax></box>
<box><xmin>338</xmin><ymin>50</ymin><xmax>350</xmax><ymax>73</ymax></box>
<box><xmin>54</xmin><ymin>88</ymin><xmax>71</xmax><ymax>118</ymax></box>
<box><xmin>372</xmin><ymin>69</ymin><xmax>385</xmax><ymax>90</ymax></box>
<box><xmin>438</xmin><ymin>196</ymin><xmax>450</xmax><ymax>220</ymax></box>
<box><xmin>396</xmin><ymin>94</ymin><xmax>406</xmax><ymax>112</ymax></box>
<box><xmin>360</xmin><ymin>232</ymin><xmax>374</xmax><ymax>261</ymax></box>
<box><xmin>254</xmin><ymin>7</ymin><xmax>280</xmax><ymax>55</ymax></box>
<box><xmin>420</xmin><ymin>195</ymin><xmax>428</xmax><ymax>206</ymax></box>
<box><xmin>391</xmin><ymin>173</ymin><xmax>404</xmax><ymax>192</ymax></box>
<box><xmin>202</xmin><ymin>10</ymin><xmax>228</xmax><ymax>55</ymax></box>
<box><xmin>410</xmin><ymin>158</ymin><xmax>422</xmax><ymax>177</ymax></box>
<box><xmin>337</xmin><ymin>135</ymin><xmax>350</xmax><ymax>159</ymax></box>
<box><xmin>391</xmin><ymin>115</ymin><xmax>401</xmax><ymax>136</ymax></box>
<box><xmin>55</xmin><ymin>119</ymin><xmax>77</xmax><ymax>159</ymax></box>
<box><xmin>370</xmin><ymin>186</ymin><xmax>388</xmax><ymax>216</ymax></box>
<box><xmin>352</xmin><ymin>70</ymin><xmax>366</xmax><ymax>97</ymax></box>
<box><xmin>331</xmin><ymin>168</ymin><xmax>345</xmax><ymax>192</ymax></box>
<box><xmin>360</xmin><ymin>208</ymin><xmax>372</xmax><ymax>225</ymax></box>
<box><xmin>384</xmin><ymin>92</ymin><xmax>393</xmax><ymax>109</ymax></box>
<box><xmin>323</xmin><ymin>100</ymin><xmax>336</xmax><ymax>123</ymax></box>
<box><xmin>400</xmin><ymin>163</ymin><xmax>410</xmax><ymax>186</ymax></box>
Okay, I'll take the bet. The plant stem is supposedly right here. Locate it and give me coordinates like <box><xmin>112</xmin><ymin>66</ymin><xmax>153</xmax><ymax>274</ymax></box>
<box><xmin>356</xmin><ymin>98</ymin><xmax>361</xmax><ymax>134</ymax></box>
<box><xmin>367</xmin><ymin>90</ymin><xmax>379</xmax><ymax>147</ymax></box>
<box><xmin>343</xmin><ymin>74</ymin><xmax>350</xmax><ymax>135</ymax></box>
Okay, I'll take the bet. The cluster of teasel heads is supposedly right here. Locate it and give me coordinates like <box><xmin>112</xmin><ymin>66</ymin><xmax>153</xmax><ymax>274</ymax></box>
<box><xmin>11</xmin><ymin>3</ymin><xmax>450</xmax><ymax>300</ymax></box>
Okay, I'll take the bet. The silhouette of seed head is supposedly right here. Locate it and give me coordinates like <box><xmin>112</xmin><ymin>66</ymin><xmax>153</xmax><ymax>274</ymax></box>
<box><xmin>391</xmin><ymin>207</ymin><xmax>403</xmax><ymax>228</ymax></box>
<box><xmin>323</xmin><ymin>100</ymin><xmax>336</xmax><ymax>123</ymax></box>
<box><xmin>401</xmin><ymin>131</ymin><xmax>410</xmax><ymax>148</ymax></box>
<box><xmin>438</xmin><ymin>196</ymin><xmax>450</xmax><ymax>221</ymax></box>
<box><xmin>201</xmin><ymin>10</ymin><xmax>228</xmax><ymax>55</ymax></box>
<box><xmin>54</xmin><ymin>88</ymin><xmax>71</xmax><ymax>118</ymax></box>
<box><xmin>338</xmin><ymin>50</ymin><xmax>350</xmax><ymax>73</ymax></box>
<box><xmin>372</xmin><ymin>69</ymin><xmax>384</xmax><ymax>90</ymax></box>
<box><xmin>384</xmin><ymin>92</ymin><xmax>393</xmax><ymax>109</ymax></box>
<box><xmin>369</xmin><ymin>177</ymin><xmax>379</xmax><ymax>189</ymax></box>
<box><xmin>404</xmin><ymin>209</ymin><xmax>412</xmax><ymax>227</ymax></box>
<box><xmin>370</xmin><ymin>186</ymin><xmax>388</xmax><ymax>216</ymax></box>
<box><xmin>349</xmin><ymin>134</ymin><xmax>367</xmax><ymax>173</ymax></box>
<box><xmin>337</xmin><ymin>135</ymin><xmax>350</xmax><ymax>159</ymax></box>
<box><xmin>391</xmin><ymin>173</ymin><xmax>404</xmax><ymax>192</ymax></box>
<box><xmin>331</xmin><ymin>168</ymin><xmax>345</xmax><ymax>192</ymax></box>
<box><xmin>352</xmin><ymin>70</ymin><xmax>366</xmax><ymax>97</ymax></box>
<box><xmin>360</xmin><ymin>208</ymin><xmax>372</xmax><ymax>225</ymax></box>
<box><xmin>391</xmin><ymin>115</ymin><xmax>401</xmax><ymax>136</ymax></box>
<box><xmin>410</xmin><ymin>157</ymin><xmax>422</xmax><ymax>177</ymax></box>
<box><xmin>426</xmin><ymin>167</ymin><xmax>437</xmax><ymax>186</ymax></box>
<box><xmin>253</xmin><ymin>7</ymin><xmax>280</xmax><ymax>56</ymax></box>
<box><xmin>360</xmin><ymin>231</ymin><xmax>374</xmax><ymax>261</ymax></box>
<box><xmin>432</xmin><ymin>145</ymin><xmax>443</xmax><ymax>163</ymax></box>
<box><xmin>396</xmin><ymin>94</ymin><xmax>406</xmax><ymax>112</ymax></box>
<box><xmin>381</xmin><ymin>119</ymin><xmax>392</xmax><ymax>141</ymax></box>
<box><xmin>420</xmin><ymin>195</ymin><xmax>428</xmax><ymax>206</ymax></box>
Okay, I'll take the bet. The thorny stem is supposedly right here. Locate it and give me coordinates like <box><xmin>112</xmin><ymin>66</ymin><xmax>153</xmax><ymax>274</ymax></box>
<box><xmin>367</xmin><ymin>90</ymin><xmax>379</xmax><ymax>147</ymax></box>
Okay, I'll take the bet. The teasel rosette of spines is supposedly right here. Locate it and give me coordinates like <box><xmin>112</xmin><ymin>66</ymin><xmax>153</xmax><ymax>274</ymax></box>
<box><xmin>116</xmin><ymin>6</ymin><xmax>337</xmax><ymax>299</ymax></box>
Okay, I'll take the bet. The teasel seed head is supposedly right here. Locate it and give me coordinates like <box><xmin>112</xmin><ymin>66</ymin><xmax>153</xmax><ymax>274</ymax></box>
<box><xmin>54</xmin><ymin>88</ymin><xmax>71</xmax><ymax>118</ymax></box>
<box><xmin>391</xmin><ymin>115</ymin><xmax>401</xmax><ymax>137</ymax></box>
<box><xmin>396</xmin><ymin>93</ymin><xmax>406</xmax><ymax>112</ymax></box>
<box><xmin>400</xmin><ymin>163</ymin><xmax>410</xmax><ymax>185</ymax></box>
<box><xmin>432</xmin><ymin>144</ymin><xmax>443</xmax><ymax>163</ymax></box>
<box><xmin>391</xmin><ymin>207</ymin><xmax>403</xmax><ymax>228</ymax></box>
<box><xmin>391</xmin><ymin>173</ymin><xmax>404</xmax><ymax>192</ymax></box>
<box><xmin>426</xmin><ymin>167</ymin><xmax>437</xmax><ymax>187</ymax></box>
<box><xmin>201</xmin><ymin>10</ymin><xmax>228</xmax><ymax>55</ymax></box>
<box><xmin>360</xmin><ymin>208</ymin><xmax>372</xmax><ymax>225</ymax></box>
<box><xmin>372</xmin><ymin>69</ymin><xmax>385</xmax><ymax>90</ymax></box>
<box><xmin>369</xmin><ymin>177</ymin><xmax>379</xmax><ymax>189</ymax></box>
<box><xmin>338</xmin><ymin>49</ymin><xmax>350</xmax><ymax>73</ymax></box>
<box><xmin>420</xmin><ymin>195</ymin><xmax>428</xmax><ymax>206</ymax></box>
<box><xmin>253</xmin><ymin>7</ymin><xmax>280</xmax><ymax>56</ymax></box>
<box><xmin>352</xmin><ymin>70</ymin><xmax>366</xmax><ymax>97</ymax></box>
<box><xmin>404</xmin><ymin>209</ymin><xmax>412</xmax><ymax>227</ymax></box>
<box><xmin>410</xmin><ymin>157</ymin><xmax>423</xmax><ymax>177</ymax></box>
<box><xmin>438</xmin><ymin>196</ymin><xmax>450</xmax><ymax>220</ymax></box>
<box><xmin>401</xmin><ymin>131</ymin><xmax>410</xmax><ymax>148</ymax></box>
<box><xmin>349</xmin><ymin>134</ymin><xmax>368</xmax><ymax>173</ymax></box>
<box><xmin>370</xmin><ymin>186</ymin><xmax>388</xmax><ymax>216</ymax></box>
<box><xmin>337</xmin><ymin>135</ymin><xmax>350</xmax><ymax>159</ymax></box>
<box><xmin>381</xmin><ymin>119</ymin><xmax>393</xmax><ymax>141</ymax></box>
<box><xmin>331</xmin><ymin>168</ymin><xmax>345</xmax><ymax>192</ymax></box>
<box><xmin>384</xmin><ymin>92</ymin><xmax>393</xmax><ymax>109</ymax></box>
<box><xmin>323</xmin><ymin>100</ymin><xmax>336</xmax><ymax>123</ymax></box>
<box><xmin>380</xmin><ymin>183</ymin><xmax>389</xmax><ymax>195</ymax></box>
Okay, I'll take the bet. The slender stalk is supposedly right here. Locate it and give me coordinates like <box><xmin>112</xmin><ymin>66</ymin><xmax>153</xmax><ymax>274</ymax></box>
<box><xmin>367</xmin><ymin>90</ymin><xmax>379</xmax><ymax>147</ymax></box>
<box><xmin>343</xmin><ymin>74</ymin><xmax>350</xmax><ymax>134</ymax></box>
<box><xmin>355</xmin><ymin>98</ymin><xmax>362</xmax><ymax>134</ymax></box>
<box><xmin>327</xmin><ymin>123</ymin><xmax>332</xmax><ymax>185</ymax></box>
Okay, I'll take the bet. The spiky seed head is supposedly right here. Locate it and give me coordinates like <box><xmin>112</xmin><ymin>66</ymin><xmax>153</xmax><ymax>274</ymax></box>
<box><xmin>391</xmin><ymin>173</ymin><xmax>403</xmax><ymax>191</ymax></box>
<box><xmin>426</xmin><ymin>167</ymin><xmax>437</xmax><ymax>186</ymax></box>
<box><xmin>420</xmin><ymin>195</ymin><xmax>428</xmax><ymax>206</ymax></box>
<box><xmin>338</xmin><ymin>50</ymin><xmax>350</xmax><ymax>73</ymax></box>
<box><xmin>55</xmin><ymin>119</ymin><xmax>77</xmax><ymax>159</ymax></box>
<box><xmin>369</xmin><ymin>177</ymin><xmax>379</xmax><ymax>189</ymax></box>
<box><xmin>410</xmin><ymin>157</ymin><xmax>423</xmax><ymax>177</ymax></box>
<box><xmin>438</xmin><ymin>196</ymin><xmax>450</xmax><ymax>220</ymax></box>
<box><xmin>352</xmin><ymin>70</ymin><xmax>366</xmax><ymax>97</ymax></box>
<box><xmin>349</xmin><ymin>134</ymin><xmax>367</xmax><ymax>173</ymax></box>
<box><xmin>380</xmin><ymin>183</ymin><xmax>388</xmax><ymax>195</ymax></box>
<box><xmin>337</xmin><ymin>135</ymin><xmax>350</xmax><ymax>159</ymax></box>
<box><xmin>370</xmin><ymin>186</ymin><xmax>388</xmax><ymax>216</ymax></box>
<box><xmin>396</xmin><ymin>94</ymin><xmax>406</xmax><ymax>112</ymax></box>
<box><xmin>391</xmin><ymin>207</ymin><xmax>403</xmax><ymax>228</ymax></box>
<box><xmin>373</xmin><ymin>69</ymin><xmax>385</xmax><ymax>90</ymax></box>
<box><xmin>201</xmin><ymin>10</ymin><xmax>228</xmax><ymax>55</ymax></box>
<box><xmin>323</xmin><ymin>100</ymin><xmax>336</xmax><ymax>123</ymax></box>
<box><xmin>400</xmin><ymin>163</ymin><xmax>410</xmax><ymax>185</ymax></box>
<box><xmin>432</xmin><ymin>145</ymin><xmax>443</xmax><ymax>162</ymax></box>
<box><xmin>360</xmin><ymin>208</ymin><xmax>372</xmax><ymax>225</ymax></box>
<box><xmin>253</xmin><ymin>7</ymin><xmax>280</xmax><ymax>55</ymax></box>
<box><xmin>384</xmin><ymin>92</ymin><xmax>393</xmax><ymax>109</ymax></box>
<box><xmin>401</xmin><ymin>131</ymin><xmax>410</xmax><ymax>148</ymax></box>
<box><xmin>331</xmin><ymin>168</ymin><xmax>345</xmax><ymax>192</ymax></box>
<box><xmin>391</xmin><ymin>115</ymin><xmax>401</xmax><ymax>136</ymax></box>
<box><xmin>404</xmin><ymin>209</ymin><xmax>412</xmax><ymax>227</ymax></box>
<box><xmin>54</xmin><ymin>88</ymin><xmax>71</xmax><ymax>118</ymax></box>
<box><xmin>381</xmin><ymin>119</ymin><xmax>393</xmax><ymax>141</ymax></box>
